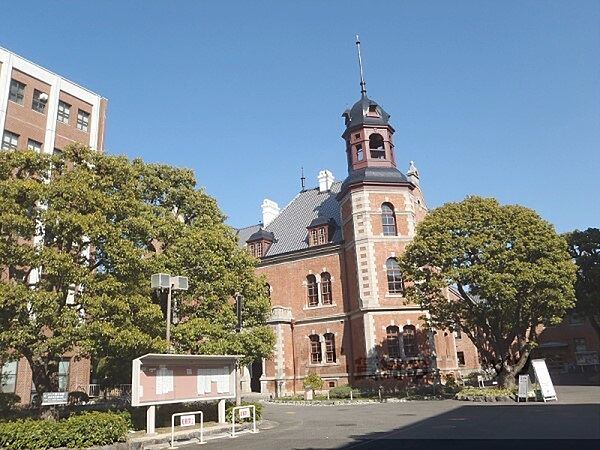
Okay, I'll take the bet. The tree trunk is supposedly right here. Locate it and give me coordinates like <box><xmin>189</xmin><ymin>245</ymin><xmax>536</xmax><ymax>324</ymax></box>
<box><xmin>497</xmin><ymin>363</ymin><xmax>516</xmax><ymax>389</ymax></box>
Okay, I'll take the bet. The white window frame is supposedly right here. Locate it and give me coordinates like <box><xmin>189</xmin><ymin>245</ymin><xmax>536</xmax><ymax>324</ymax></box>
<box><xmin>2</xmin><ymin>131</ymin><xmax>19</xmax><ymax>150</ymax></box>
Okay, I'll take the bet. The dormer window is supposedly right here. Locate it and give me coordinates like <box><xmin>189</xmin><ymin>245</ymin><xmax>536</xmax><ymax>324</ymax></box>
<box><xmin>307</xmin><ymin>218</ymin><xmax>335</xmax><ymax>247</ymax></box>
<box><xmin>246</xmin><ymin>229</ymin><xmax>275</xmax><ymax>258</ymax></box>
<box><xmin>367</xmin><ymin>104</ymin><xmax>381</xmax><ymax>117</ymax></box>
<box><xmin>249</xmin><ymin>242</ymin><xmax>264</xmax><ymax>258</ymax></box>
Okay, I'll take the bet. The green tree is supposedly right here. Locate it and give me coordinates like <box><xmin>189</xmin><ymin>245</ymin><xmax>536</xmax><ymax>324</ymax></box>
<box><xmin>564</xmin><ymin>228</ymin><xmax>600</xmax><ymax>339</ymax></box>
<box><xmin>0</xmin><ymin>145</ymin><xmax>273</xmax><ymax>395</ymax></box>
<box><xmin>401</xmin><ymin>196</ymin><xmax>576</xmax><ymax>387</ymax></box>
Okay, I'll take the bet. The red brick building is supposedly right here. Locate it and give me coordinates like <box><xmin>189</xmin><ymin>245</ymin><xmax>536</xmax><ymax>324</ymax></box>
<box><xmin>0</xmin><ymin>47</ymin><xmax>107</xmax><ymax>403</ymax></box>
<box><xmin>237</xmin><ymin>81</ymin><xmax>480</xmax><ymax>396</ymax></box>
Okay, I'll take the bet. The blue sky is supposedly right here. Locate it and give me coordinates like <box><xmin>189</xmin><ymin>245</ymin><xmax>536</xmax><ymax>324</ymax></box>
<box><xmin>1</xmin><ymin>0</ymin><xmax>598</xmax><ymax>232</ymax></box>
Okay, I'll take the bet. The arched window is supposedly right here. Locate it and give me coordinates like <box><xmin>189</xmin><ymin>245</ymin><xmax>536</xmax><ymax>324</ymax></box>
<box><xmin>309</xmin><ymin>334</ymin><xmax>322</xmax><ymax>364</ymax></box>
<box><xmin>386</xmin><ymin>258</ymin><xmax>404</xmax><ymax>294</ymax></box>
<box><xmin>386</xmin><ymin>325</ymin><xmax>401</xmax><ymax>359</ymax></box>
<box><xmin>324</xmin><ymin>333</ymin><xmax>336</xmax><ymax>363</ymax></box>
<box><xmin>307</xmin><ymin>275</ymin><xmax>318</xmax><ymax>307</ymax></box>
<box><xmin>320</xmin><ymin>272</ymin><xmax>332</xmax><ymax>305</ymax></box>
<box><xmin>356</xmin><ymin>144</ymin><xmax>364</xmax><ymax>161</ymax></box>
<box><xmin>403</xmin><ymin>325</ymin><xmax>417</xmax><ymax>357</ymax></box>
<box><xmin>381</xmin><ymin>203</ymin><xmax>397</xmax><ymax>236</ymax></box>
<box><xmin>369</xmin><ymin>133</ymin><xmax>385</xmax><ymax>159</ymax></box>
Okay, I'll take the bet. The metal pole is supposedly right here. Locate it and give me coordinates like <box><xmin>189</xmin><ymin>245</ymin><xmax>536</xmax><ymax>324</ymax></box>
<box><xmin>166</xmin><ymin>283</ymin><xmax>172</xmax><ymax>352</ymax></box>
<box><xmin>235</xmin><ymin>293</ymin><xmax>243</xmax><ymax>406</ymax></box>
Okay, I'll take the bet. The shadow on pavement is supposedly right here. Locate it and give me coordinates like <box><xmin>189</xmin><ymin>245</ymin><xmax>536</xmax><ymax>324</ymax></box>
<box><xmin>325</xmin><ymin>404</ymin><xmax>600</xmax><ymax>450</ymax></box>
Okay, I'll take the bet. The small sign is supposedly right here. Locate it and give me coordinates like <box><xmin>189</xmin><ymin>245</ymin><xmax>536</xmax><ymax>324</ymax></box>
<box><xmin>518</xmin><ymin>375</ymin><xmax>529</xmax><ymax>402</ymax></box>
<box><xmin>41</xmin><ymin>392</ymin><xmax>68</xmax><ymax>406</ymax></box>
<box><xmin>180</xmin><ymin>414</ymin><xmax>195</xmax><ymax>427</ymax></box>
<box><xmin>532</xmin><ymin>359</ymin><xmax>557</xmax><ymax>402</ymax></box>
<box><xmin>238</xmin><ymin>407</ymin><xmax>251</xmax><ymax>419</ymax></box>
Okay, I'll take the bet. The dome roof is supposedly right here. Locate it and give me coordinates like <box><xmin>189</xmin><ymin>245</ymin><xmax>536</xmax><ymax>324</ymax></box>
<box><xmin>342</xmin><ymin>94</ymin><xmax>391</xmax><ymax>129</ymax></box>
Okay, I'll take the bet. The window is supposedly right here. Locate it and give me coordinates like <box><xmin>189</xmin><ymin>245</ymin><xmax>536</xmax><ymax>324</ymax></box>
<box><xmin>369</xmin><ymin>133</ymin><xmax>385</xmax><ymax>159</ymax></box>
<box><xmin>457</xmin><ymin>351</ymin><xmax>465</xmax><ymax>366</ymax></box>
<box><xmin>324</xmin><ymin>333</ymin><xmax>336</xmax><ymax>363</ymax></box>
<box><xmin>2</xmin><ymin>131</ymin><xmax>19</xmax><ymax>151</ymax></box>
<box><xmin>57</xmin><ymin>101</ymin><xmax>70</xmax><ymax>123</ymax></box>
<box><xmin>9</xmin><ymin>79</ymin><xmax>25</xmax><ymax>104</ymax></box>
<box><xmin>32</xmin><ymin>89</ymin><xmax>47</xmax><ymax>113</ymax></box>
<box><xmin>328</xmin><ymin>380</ymin><xmax>336</xmax><ymax>388</ymax></box>
<box><xmin>454</xmin><ymin>325</ymin><xmax>462</xmax><ymax>339</ymax></box>
<box><xmin>77</xmin><ymin>110</ymin><xmax>90</xmax><ymax>132</ymax></box>
<box><xmin>265</xmin><ymin>283</ymin><xmax>271</xmax><ymax>298</ymax></box>
<box><xmin>309</xmin><ymin>335</ymin><xmax>322</xmax><ymax>364</ymax></box>
<box><xmin>574</xmin><ymin>338</ymin><xmax>587</xmax><ymax>353</ymax></box>
<box><xmin>0</xmin><ymin>361</ymin><xmax>18</xmax><ymax>393</ymax></box>
<box><xmin>386</xmin><ymin>258</ymin><xmax>404</xmax><ymax>294</ymax></box>
<box><xmin>58</xmin><ymin>358</ymin><xmax>70</xmax><ymax>392</ymax></box>
<box><xmin>307</xmin><ymin>275</ymin><xmax>318</xmax><ymax>307</ymax></box>
<box><xmin>250</xmin><ymin>242</ymin><xmax>263</xmax><ymax>258</ymax></box>
<box><xmin>386</xmin><ymin>325</ymin><xmax>401</xmax><ymax>359</ymax></box>
<box><xmin>381</xmin><ymin>203</ymin><xmax>397</xmax><ymax>236</ymax></box>
<box><xmin>27</xmin><ymin>139</ymin><xmax>42</xmax><ymax>152</ymax></box>
<box><xmin>309</xmin><ymin>226</ymin><xmax>328</xmax><ymax>246</ymax></box>
<box><xmin>320</xmin><ymin>272</ymin><xmax>332</xmax><ymax>305</ymax></box>
<box><xmin>356</xmin><ymin>144</ymin><xmax>364</xmax><ymax>161</ymax></box>
<box><xmin>403</xmin><ymin>325</ymin><xmax>417</xmax><ymax>357</ymax></box>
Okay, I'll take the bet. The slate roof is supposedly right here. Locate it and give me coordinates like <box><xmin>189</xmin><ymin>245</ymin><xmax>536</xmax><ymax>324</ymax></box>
<box><xmin>259</xmin><ymin>181</ymin><xmax>344</xmax><ymax>257</ymax></box>
<box><xmin>342</xmin><ymin>94</ymin><xmax>391</xmax><ymax>129</ymax></box>
<box><xmin>235</xmin><ymin>223</ymin><xmax>261</xmax><ymax>247</ymax></box>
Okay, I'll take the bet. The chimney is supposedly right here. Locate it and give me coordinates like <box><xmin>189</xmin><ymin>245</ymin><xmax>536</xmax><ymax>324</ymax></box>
<box><xmin>407</xmin><ymin>161</ymin><xmax>420</xmax><ymax>187</ymax></box>
<box><xmin>261</xmin><ymin>199</ymin><xmax>280</xmax><ymax>227</ymax></box>
<box><xmin>318</xmin><ymin>169</ymin><xmax>335</xmax><ymax>192</ymax></box>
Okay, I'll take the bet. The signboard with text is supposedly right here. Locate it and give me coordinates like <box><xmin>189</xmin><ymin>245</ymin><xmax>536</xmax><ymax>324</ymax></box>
<box><xmin>531</xmin><ymin>359</ymin><xmax>557</xmax><ymax>402</ymax></box>
<box><xmin>238</xmin><ymin>407</ymin><xmax>251</xmax><ymax>419</ymax></box>
<box><xmin>180</xmin><ymin>414</ymin><xmax>196</xmax><ymax>427</ymax></box>
<box><xmin>131</xmin><ymin>353</ymin><xmax>241</xmax><ymax>407</ymax></box>
<box><xmin>517</xmin><ymin>375</ymin><xmax>529</xmax><ymax>402</ymax></box>
<box><xmin>41</xmin><ymin>392</ymin><xmax>69</xmax><ymax>406</ymax></box>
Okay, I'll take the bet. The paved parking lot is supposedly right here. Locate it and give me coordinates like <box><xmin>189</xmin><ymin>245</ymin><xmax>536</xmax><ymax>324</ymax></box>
<box><xmin>181</xmin><ymin>385</ymin><xmax>600</xmax><ymax>449</ymax></box>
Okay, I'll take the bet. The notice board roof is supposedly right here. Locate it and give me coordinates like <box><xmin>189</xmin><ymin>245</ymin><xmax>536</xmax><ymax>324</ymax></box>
<box><xmin>136</xmin><ymin>353</ymin><xmax>243</xmax><ymax>364</ymax></box>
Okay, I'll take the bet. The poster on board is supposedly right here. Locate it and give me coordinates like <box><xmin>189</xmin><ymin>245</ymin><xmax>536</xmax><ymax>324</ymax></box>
<box><xmin>531</xmin><ymin>358</ymin><xmax>557</xmax><ymax>402</ymax></box>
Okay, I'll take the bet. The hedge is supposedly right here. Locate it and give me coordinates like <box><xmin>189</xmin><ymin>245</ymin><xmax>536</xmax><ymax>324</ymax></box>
<box><xmin>0</xmin><ymin>411</ymin><xmax>131</xmax><ymax>449</ymax></box>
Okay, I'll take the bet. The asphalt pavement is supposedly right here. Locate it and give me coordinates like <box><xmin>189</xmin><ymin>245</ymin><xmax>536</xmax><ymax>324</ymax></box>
<box><xmin>178</xmin><ymin>385</ymin><xmax>600</xmax><ymax>450</ymax></box>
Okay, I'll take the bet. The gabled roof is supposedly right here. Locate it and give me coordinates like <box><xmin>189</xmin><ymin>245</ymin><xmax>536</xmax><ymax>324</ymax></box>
<box><xmin>260</xmin><ymin>182</ymin><xmax>343</xmax><ymax>257</ymax></box>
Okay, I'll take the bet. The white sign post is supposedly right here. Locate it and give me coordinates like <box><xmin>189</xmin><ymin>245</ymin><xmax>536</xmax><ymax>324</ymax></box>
<box><xmin>170</xmin><ymin>411</ymin><xmax>205</xmax><ymax>448</ymax></box>
<box><xmin>231</xmin><ymin>405</ymin><xmax>258</xmax><ymax>438</ymax></box>
<box><xmin>531</xmin><ymin>359</ymin><xmax>557</xmax><ymax>402</ymax></box>
<box><xmin>517</xmin><ymin>375</ymin><xmax>529</xmax><ymax>403</ymax></box>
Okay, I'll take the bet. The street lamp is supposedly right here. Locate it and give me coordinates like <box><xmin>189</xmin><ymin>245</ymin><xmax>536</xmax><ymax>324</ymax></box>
<box><xmin>151</xmin><ymin>273</ymin><xmax>189</xmax><ymax>352</ymax></box>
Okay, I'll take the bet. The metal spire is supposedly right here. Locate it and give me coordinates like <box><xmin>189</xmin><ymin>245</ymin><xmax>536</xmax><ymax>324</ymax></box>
<box><xmin>356</xmin><ymin>35</ymin><xmax>367</xmax><ymax>97</ymax></box>
<box><xmin>300</xmin><ymin>167</ymin><xmax>306</xmax><ymax>191</ymax></box>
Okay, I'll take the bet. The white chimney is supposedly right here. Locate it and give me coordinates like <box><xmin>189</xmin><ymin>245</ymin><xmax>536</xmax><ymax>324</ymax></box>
<box><xmin>318</xmin><ymin>169</ymin><xmax>335</xmax><ymax>192</ymax></box>
<box><xmin>261</xmin><ymin>199</ymin><xmax>280</xmax><ymax>227</ymax></box>
<box><xmin>407</xmin><ymin>161</ymin><xmax>420</xmax><ymax>186</ymax></box>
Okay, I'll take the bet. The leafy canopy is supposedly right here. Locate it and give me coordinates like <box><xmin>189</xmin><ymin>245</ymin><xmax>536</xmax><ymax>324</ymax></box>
<box><xmin>401</xmin><ymin>196</ymin><xmax>576</xmax><ymax>384</ymax></box>
<box><xmin>564</xmin><ymin>228</ymin><xmax>600</xmax><ymax>338</ymax></box>
<box><xmin>0</xmin><ymin>145</ymin><xmax>273</xmax><ymax>392</ymax></box>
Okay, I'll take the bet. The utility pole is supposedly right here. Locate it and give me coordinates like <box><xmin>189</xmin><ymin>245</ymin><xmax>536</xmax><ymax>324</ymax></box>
<box><xmin>235</xmin><ymin>292</ymin><xmax>244</xmax><ymax>406</ymax></box>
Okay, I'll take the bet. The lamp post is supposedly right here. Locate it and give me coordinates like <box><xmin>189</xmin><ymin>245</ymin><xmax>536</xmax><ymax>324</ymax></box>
<box><xmin>151</xmin><ymin>273</ymin><xmax>189</xmax><ymax>352</ymax></box>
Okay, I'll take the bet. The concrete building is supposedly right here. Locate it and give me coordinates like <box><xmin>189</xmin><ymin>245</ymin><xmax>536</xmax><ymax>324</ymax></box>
<box><xmin>0</xmin><ymin>47</ymin><xmax>107</xmax><ymax>403</ymax></box>
<box><xmin>236</xmin><ymin>64</ymin><xmax>480</xmax><ymax>396</ymax></box>
<box><xmin>0</xmin><ymin>47</ymin><xmax>107</xmax><ymax>154</ymax></box>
